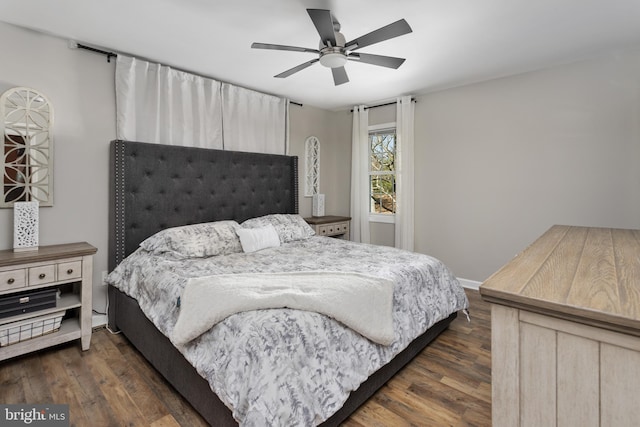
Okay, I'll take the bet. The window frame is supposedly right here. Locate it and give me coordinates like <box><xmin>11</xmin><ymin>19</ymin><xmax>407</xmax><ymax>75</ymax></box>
<box><xmin>368</xmin><ymin>122</ymin><xmax>396</xmax><ymax>224</ymax></box>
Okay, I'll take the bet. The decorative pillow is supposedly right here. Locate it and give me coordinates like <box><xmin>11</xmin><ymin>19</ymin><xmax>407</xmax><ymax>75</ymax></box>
<box><xmin>140</xmin><ymin>220</ymin><xmax>242</xmax><ymax>258</ymax></box>
<box><xmin>236</xmin><ymin>225</ymin><xmax>281</xmax><ymax>253</ymax></box>
<box><xmin>240</xmin><ymin>214</ymin><xmax>315</xmax><ymax>243</ymax></box>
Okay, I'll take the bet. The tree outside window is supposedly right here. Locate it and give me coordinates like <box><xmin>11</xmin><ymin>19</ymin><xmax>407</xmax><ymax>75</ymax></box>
<box><xmin>369</xmin><ymin>127</ymin><xmax>396</xmax><ymax>215</ymax></box>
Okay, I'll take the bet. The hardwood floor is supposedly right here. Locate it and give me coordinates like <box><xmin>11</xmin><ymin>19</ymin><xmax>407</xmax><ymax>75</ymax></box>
<box><xmin>343</xmin><ymin>290</ymin><xmax>491</xmax><ymax>427</ymax></box>
<box><xmin>0</xmin><ymin>289</ymin><xmax>490</xmax><ymax>426</ymax></box>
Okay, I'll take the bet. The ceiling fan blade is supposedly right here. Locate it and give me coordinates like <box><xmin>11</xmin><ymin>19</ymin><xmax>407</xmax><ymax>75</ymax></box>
<box><xmin>275</xmin><ymin>59</ymin><xmax>320</xmax><ymax>78</ymax></box>
<box><xmin>251</xmin><ymin>43</ymin><xmax>319</xmax><ymax>54</ymax></box>
<box><xmin>345</xmin><ymin>19</ymin><xmax>412</xmax><ymax>51</ymax></box>
<box><xmin>348</xmin><ymin>52</ymin><xmax>406</xmax><ymax>69</ymax></box>
<box><xmin>307</xmin><ymin>9</ymin><xmax>337</xmax><ymax>47</ymax></box>
<box><xmin>332</xmin><ymin>66</ymin><xmax>349</xmax><ymax>85</ymax></box>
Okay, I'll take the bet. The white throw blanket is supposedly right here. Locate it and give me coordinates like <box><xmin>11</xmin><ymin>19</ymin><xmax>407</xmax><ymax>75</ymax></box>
<box><xmin>171</xmin><ymin>271</ymin><xmax>395</xmax><ymax>346</ymax></box>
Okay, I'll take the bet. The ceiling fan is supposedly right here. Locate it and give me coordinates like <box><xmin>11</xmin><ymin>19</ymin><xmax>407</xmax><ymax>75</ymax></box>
<box><xmin>251</xmin><ymin>9</ymin><xmax>412</xmax><ymax>86</ymax></box>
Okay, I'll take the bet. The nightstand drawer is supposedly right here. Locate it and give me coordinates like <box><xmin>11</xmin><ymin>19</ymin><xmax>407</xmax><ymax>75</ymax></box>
<box><xmin>318</xmin><ymin>222</ymin><xmax>349</xmax><ymax>237</ymax></box>
<box><xmin>318</xmin><ymin>224</ymin><xmax>332</xmax><ymax>236</ymax></box>
<box><xmin>28</xmin><ymin>265</ymin><xmax>56</xmax><ymax>286</ymax></box>
<box><xmin>0</xmin><ymin>269</ymin><xmax>26</xmax><ymax>291</ymax></box>
<box><xmin>334</xmin><ymin>222</ymin><xmax>349</xmax><ymax>235</ymax></box>
<box><xmin>57</xmin><ymin>261</ymin><xmax>82</xmax><ymax>281</ymax></box>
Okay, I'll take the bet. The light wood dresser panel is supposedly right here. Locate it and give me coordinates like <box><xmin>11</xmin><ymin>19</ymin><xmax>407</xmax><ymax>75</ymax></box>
<box><xmin>482</xmin><ymin>225</ymin><xmax>640</xmax><ymax>427</ymax></box>
<box><xmin>557</xmin><ymin>332</ymin><xmax>599</xmax><ymax>427</ymax></box>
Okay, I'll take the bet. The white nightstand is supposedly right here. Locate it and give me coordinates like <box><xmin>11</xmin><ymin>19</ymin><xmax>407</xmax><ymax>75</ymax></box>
<box><xmin>0</xmin><ymin>242</ymin><xmax>97</xmax><ymax>361</ymax></box>
<box><xmin>304</xmin><ymin>216</ymin><xmax>351</xmax><ymax>240</ymax></box>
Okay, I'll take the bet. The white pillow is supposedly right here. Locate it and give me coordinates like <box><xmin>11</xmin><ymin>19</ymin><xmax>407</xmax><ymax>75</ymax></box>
<box><xmin>236</xmin><ymin>225</ymin><xmax>281</xmax><ymax>253</ymax></box>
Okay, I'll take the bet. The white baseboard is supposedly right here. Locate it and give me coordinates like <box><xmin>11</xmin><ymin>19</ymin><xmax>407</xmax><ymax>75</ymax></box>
<box><xmin>92</xmin><ymin>314</ymin><xmax>108</xmax><ymax>329</ymax></box>
<box><xmin>458</xmin><ymin>278</ymin><xmax>481</xmax><ymax>290</ymax></box>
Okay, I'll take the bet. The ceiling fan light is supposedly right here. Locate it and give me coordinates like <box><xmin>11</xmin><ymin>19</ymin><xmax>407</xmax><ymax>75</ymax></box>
<box><xmin>320</xmin><ymin>52</ymin><xmax>347</xmax><ymax>68</ymax></box>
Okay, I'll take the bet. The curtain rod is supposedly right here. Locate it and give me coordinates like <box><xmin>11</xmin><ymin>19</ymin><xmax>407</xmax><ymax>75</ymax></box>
<box><xmin>350</xmin><ymin>98</ymin><xmax>416</xmax><ymax>112</ymax></box>
<box><xmin>76</xmin><ymin>43</ymin><xmax>117</xmax><ymax>62</ymax></box>
<box><xmin>72</xmin><ymin>42</ymin><xmax>303</xmax><ymax>107</ymax></box>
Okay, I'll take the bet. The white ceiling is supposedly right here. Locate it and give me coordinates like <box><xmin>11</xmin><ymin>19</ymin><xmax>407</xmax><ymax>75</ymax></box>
<box><xmin>2</xmin><ymin>0</ymin><xmax>640</xmax><ymax>110</ymax></box>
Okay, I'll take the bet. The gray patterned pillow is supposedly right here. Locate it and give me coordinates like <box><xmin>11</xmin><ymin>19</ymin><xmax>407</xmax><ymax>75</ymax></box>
<box><xmin>140</xmin><ymin>220</ymin><xmax>242</xmax><ymax>258</ymax></box>
<box><xmin>241</xmin><ymin>214</ymin><xmax>315</xmax><ymax>243</ymax></box>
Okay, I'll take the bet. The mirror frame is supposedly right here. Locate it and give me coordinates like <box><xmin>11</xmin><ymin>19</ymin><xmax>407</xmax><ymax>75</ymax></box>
<box><xmin>1</xmin><ymin>87</ymin><xmax>54</xmax><ymax>208</ymax></box>
<box><xmin>304</xmin><ymin>136</ymin><xmax>320</xmax><ymax>197</ymax></box>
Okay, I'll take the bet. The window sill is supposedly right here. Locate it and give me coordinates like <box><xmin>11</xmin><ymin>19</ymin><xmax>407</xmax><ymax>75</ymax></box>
<box><xmin>369</xmin><ymin>214</ymin><xmax>395</xmax><ymax>224</ymax></box>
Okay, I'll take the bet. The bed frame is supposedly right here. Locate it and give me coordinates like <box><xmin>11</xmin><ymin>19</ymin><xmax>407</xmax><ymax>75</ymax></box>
<box><xmin>108</xmin><ymin>139</ymin><xmax>456</xmax><ymax>426</ymax></box>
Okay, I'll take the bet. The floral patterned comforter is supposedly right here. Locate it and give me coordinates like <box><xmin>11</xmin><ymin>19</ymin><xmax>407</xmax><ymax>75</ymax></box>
<box><xmin>107</xmin><ymin>236</ymin><xmax>468</xmax><ymax>426</ymax></box>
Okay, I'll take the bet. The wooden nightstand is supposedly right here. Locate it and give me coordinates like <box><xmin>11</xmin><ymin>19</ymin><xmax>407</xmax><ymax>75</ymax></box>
<box><xmin>304</xmin><ymin>216</ymin><xmax>351</xmax><ymax>239</ymax></box>
<box><xmin>0</xmin><ymin>242</ymin><xmax>97</xmax><ymax>361</ymax></box>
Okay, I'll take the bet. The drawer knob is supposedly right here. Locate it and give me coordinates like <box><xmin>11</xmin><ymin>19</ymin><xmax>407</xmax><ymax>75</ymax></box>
<box><xmin>7</xmin><ymin>278</ymin><xmax>14</xmax><ymax>284</ymax></box>
<box><xmin>39</xmin><ymin>273</ymin><xmax>46</xmax><ymax>279</ymax></box>
<box><xmin>67</xmin><ymin>269</ymin><xmax>73</xmax><ymax>274</ymax></box>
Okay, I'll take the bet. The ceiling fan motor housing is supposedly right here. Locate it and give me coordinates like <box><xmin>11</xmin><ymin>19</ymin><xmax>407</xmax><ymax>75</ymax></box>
<box><xmin>319</xmin><ymin>32</ymin><xmax>347</xmax><ymax>68</ymax></box>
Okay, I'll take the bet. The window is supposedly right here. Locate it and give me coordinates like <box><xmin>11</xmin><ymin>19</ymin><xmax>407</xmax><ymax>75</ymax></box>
<box><xmin>368</xmin><ymin>123</ymin><xmax>396</xmax><ymax>223</ymax></box>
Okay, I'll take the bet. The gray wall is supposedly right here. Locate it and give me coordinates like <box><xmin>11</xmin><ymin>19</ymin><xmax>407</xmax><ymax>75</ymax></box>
<box><xmin>289</xmin><ymin>105</ymin><xmax>351</xmax><ymax>218</ymax></box>
<box><xmin>414</xmin><ymin>48</ymin><xmax>640</xmax><ymax>281</ymax></box>
<box><xmin>0</xmin><ymin>22</ymin><xmax>116</xmax><ymax>313</ymax></box>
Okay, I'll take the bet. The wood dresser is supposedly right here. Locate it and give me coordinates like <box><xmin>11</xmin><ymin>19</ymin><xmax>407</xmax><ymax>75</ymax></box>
<box><xmin>480</xmin><ymin>225</ymin><xmax>640</xmax><ymax>427</ymax></box>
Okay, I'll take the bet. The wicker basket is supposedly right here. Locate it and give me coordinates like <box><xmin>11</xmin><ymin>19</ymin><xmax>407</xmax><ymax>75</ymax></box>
<box><xmin>0</xmin><ymin>310</ymin><xmax>65</xmax><ymax>347</ymax></box>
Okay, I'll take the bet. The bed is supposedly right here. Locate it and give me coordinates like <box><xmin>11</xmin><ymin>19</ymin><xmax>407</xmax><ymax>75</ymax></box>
<box><xmin>107</xmin><ymin>139</ymin><xmax>468</xmax><ymax>426</ymax></box>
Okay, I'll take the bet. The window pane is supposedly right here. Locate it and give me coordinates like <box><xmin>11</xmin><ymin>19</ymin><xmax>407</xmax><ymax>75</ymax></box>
<box><xmin>370</xmin><ymin>175</ymin><xmax>396</xmax><ymax>214</ymax></box>
<box><xmin>370</xmin><ymin>132</ymin><xmax>395</xmax><ymax>172</ymax></box>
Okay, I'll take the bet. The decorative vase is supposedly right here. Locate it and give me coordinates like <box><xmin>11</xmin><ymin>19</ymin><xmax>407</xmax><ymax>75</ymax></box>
<box><xmin>13</xmin><ymin>201</ymin><xmax>39</xmax><ymax>252</ymax></box>
<box><xmin>312</xmin><ymin>194</ymin><xmax>325</xmax><ymax>217</ymax></box>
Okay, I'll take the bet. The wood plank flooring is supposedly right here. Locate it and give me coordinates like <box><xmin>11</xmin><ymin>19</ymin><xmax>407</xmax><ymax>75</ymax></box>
<box><xmin>0</xmin><ymin>289</ymin><xmax>490</xmax><ymax>426</ymax></box>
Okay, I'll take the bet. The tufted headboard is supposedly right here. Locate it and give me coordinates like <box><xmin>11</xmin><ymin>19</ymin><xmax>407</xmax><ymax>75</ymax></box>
<box><xmin>109</xmin><ymin>140</ymin><xmax>298</xmax><ymax>270</ymax></box>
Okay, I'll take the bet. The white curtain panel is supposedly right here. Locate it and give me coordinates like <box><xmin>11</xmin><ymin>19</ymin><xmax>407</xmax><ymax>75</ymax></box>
<box><xmin>395</xmin><ymin>95</ymin><xmax>415</xmax><ymax>251</ymax></box>
<box><xmin>221</xmin><ymin>84</ymin><xmax>288</xmax><ymax>155</ymax></box>
<box><xmin>115</xmin><ymin>55</ymin><xmax>223</xmax><ymax>148</ymax></box>
<box><xmin>349</xmin><ymin>105</ymin><xmax>371</xmax><ymax>243</ymax></box>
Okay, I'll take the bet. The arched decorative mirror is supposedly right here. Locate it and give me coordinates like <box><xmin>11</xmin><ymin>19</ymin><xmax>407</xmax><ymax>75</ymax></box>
<box><xmin>0</xmin><ymin>87</ymin><xmax>53</xmax><ymax>207</ymax></box>
<box><xmin>304</xmin><ymin>136</ymin><xmax>320</xmax><ymax>197</ymax></box>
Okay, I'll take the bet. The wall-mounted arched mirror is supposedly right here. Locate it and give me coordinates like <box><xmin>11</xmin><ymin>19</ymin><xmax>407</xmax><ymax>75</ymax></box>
<box><xmin>304</xmin><ymin>136</ymin><xmax>320</xmax><ymax>197</ymax></box>
<box><xmin>0</xmin><ymin>87</ymin><xmax>53</xmax><ymax>207</ymax></box>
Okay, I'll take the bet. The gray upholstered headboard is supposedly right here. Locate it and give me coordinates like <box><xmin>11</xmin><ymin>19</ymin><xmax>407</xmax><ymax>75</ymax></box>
<box><xmin>109</xmin><ymin>140</ymin><xmax>298</xmax><ymax>270</ymax></box>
